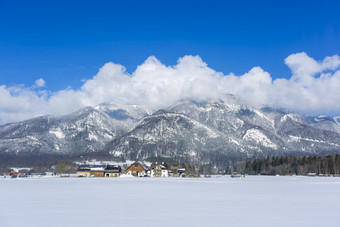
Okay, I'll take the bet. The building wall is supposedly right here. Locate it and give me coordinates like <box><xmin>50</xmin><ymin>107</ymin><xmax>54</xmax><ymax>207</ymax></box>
<box><xmin>151</xmin><ymin>166</ymin><xmax>169</xmax><ymax>177</ymax></box>
<box><xmin>91</xmin><ymin>171</ymin><xmax>105</xmax><ymax>177</ymax></box>
<box><xmin>126</xmin><ymin>163</ymin><xmax>147</xmax><ymax>177</ymax></box>
<box><xmin>161</xmin><ymin>170</ymin><xmax>169</xmax><ymax>177</ymax></box>
<box><xmin>105</xmin><ymin>173</ymin><xmax>120</xmax><ymax>177</ymax></box>
<box><xmin>77</xmin><ymin>171</ymin><xmax>91</xmax><ymax>177</ymax></box>
<box><xmin>4</xmin><ymin>170</ymin><xmax>16</xmax><ymax>177</ymax></box>
<box><xmin>18</xmin><ymin>172</ymin><xmax>27</xmax><ymax>177</ymax></box>
<box><xmin>151</xmin><ymin>167</ymin><xmax>162</xmax><ymax>177</ymax></box>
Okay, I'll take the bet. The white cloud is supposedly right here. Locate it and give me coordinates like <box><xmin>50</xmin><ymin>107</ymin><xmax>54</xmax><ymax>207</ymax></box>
<box><xmin>34</xmin><ymin>78</ymin><xmax>46</xmax><ymax>87</ymax></box>
<box><xmin>1</xmin><ymin>52</ymin><xmax>340</xmax><ymax>124</ymax></box>
<box><xmin>0</xmin><ymin>85</ymin><xmax>49</xmax><ymax>123</ymax></box>
<box><xmin>285</xmin><ymin>52</ymin><xmax>340</xmax><ymax>86</ymax></box>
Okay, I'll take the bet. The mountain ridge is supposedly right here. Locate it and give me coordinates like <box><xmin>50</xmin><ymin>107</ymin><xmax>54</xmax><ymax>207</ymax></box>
<box><xmin>1</xmin><ymin>96</ymin><xmax>340</xmax><ymax>165</ymax></box>
<box><xmin>104</xmin><ymin>99</ymin><xmax>340</xmax><ymax>164</ymax></box>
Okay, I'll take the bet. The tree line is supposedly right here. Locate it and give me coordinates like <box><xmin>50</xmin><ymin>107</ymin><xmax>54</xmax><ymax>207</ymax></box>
<box><xmin>231</xmin><ymin>155</ymin><xmax>340</xmax><ymax>176</ymax></box>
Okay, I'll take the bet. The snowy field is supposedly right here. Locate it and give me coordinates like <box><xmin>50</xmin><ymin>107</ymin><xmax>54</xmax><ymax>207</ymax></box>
<box><xmin>1</xmin><ymin>176</ymin><xmax>340</xmax><ymax>227</ymax></box>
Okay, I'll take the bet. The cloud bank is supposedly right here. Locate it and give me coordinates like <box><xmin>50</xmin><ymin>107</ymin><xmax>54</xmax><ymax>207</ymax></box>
<box><xmin>1</xmin><ymin>52</ymin><xmax>340</xmax><ymax>124</ymax></box>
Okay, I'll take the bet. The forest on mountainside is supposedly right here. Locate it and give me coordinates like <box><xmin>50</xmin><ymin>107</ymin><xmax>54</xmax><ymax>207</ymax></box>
<box><xmin>231</xmin><ymin>155</ymin><xmax>340</xmax><ymax>176</ymax></box>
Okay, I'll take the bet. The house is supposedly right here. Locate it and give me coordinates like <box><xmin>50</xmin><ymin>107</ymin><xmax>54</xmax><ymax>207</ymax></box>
<box><xmin>178</xmin><ymin>168</ymin><xmax>186</xmax><ymax>177</ymax></box>
<box><xmin>77</xmin><ymin>165</ymin><xmax>106</xmax><ymax>177</ymax></box>
<box><xmin>169</xmin><ymin>166</ymin><xmax>186</xmax><ymax>177</ymax></box>
<box><xmin>77</xmin><ymin>164</ymin><xmax>122</xmax><ymax>177</ymax></box>
<box><xmin>104</xmin><ymin>165</ymin><xmax>121</xmax><ymax>177</ymax></box>
<box><xmin>169</xmin><ymin>166</ymin><xmax>179</xmax><ymax>177</ymax></box>
<box><xmin>150</xmin><ymin>162</ymin><xmax>170</xmax><ymax>177</ymax></box>
<box><xmin>3</xmin><ymin>168</ymin><xmax>33</xmax><ymax>178</ymax></box>
<box><xmin>3</xmin><ymin>168</ymin><xmax>16</xmax><ymax>177</ymax></box>
<box><xmin>77</xmin><ymin>165</ymin><xmax>92</xmax><ymax>177</ymax></box>
<box><xmin>18</xmin><ymin>169</ymin><xmax>31</xmax><ymax>177</ymax></box>
<box><xmin>126</xmin><ymin>161</ymin><xmax>149</xmax><ymax>177</ymax></box>
<box><xmin>90</xmin><ymin>166</ymin><xmax>105</xmax><ymax>177</ymax></box>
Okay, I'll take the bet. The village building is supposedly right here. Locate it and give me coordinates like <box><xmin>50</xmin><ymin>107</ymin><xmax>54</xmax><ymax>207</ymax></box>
<box><xmin>169</xmin><ymin>166</ymin><xmax>186</xmax><ymax>177</ymax></box>
<box><xmin>104</xmin><ymin>165</ymin><xmax>121</xmax><ymax>177</ymax></box>
<box><xmin>3</xmin><ymin>169</ymin><xmax>17</xmax><ymax>177</ymax></box>
<box><xmin>4</xmin><ymin>169</ymin><xmax>17</xmax><ymax>177</ymax></box>
<box><xmin>18</xmin><ymin>169</ymin><xmax>31</xmax><ymax>177</ymax></box>
<box><xmin>150</xmin><ymin>162</ymin><xmax>170</xmax><ymax>177</ymax></box>
<box><xmin>77</xmin><ymin>165</ymin><xmax>92</xmax><ymax>177</ymax></box>
<box><xmin>169</xmin><ymin>166</ymin><xmax>179</xmax><ymax>177</ymax></box>
<box><xmin>90</xmin><ymin>166</ymin><xmax>105</xmax><ymax>177</ymax></box>
<box><xmin>126</xmin><ymin>161</ymin><xmax>149</xmax><ymax>177</ymax></box>
<box><xmin>178</xmin><ymin>168</ymin><xmax>186</xmax><ymax>177</ymax></box>
<box><xmin>77</xmin><ymin>165</ymin><xmax>105</xmax><ymax>177</ymax></box>
<box><xmin>3</xmin><ymin>168</ymin><xmax>33</xmax><ymax>178</ymax></box>
<box><xmin>77</xmin><ymin>165</ymin><xmax>121</xmax><ymax>177</ymax></box>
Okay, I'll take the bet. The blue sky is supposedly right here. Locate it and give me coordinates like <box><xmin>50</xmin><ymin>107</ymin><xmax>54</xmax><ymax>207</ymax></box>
<box><xmin>1</xmin><ymin>0</ymin><xmax>339</xmax><ymax>90</ymax></box>
<box><xmin>0</xmin><ymin>0</ymin><xmax>340</xmax><ymax>123</ymax></box>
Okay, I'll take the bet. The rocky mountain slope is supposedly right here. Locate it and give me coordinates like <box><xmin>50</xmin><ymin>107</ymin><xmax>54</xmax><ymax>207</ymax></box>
<box><xmin>0</xmin><ymin>104</ymin><xmax>149</xmax><ymax>156</ymax></box>
<box><xmin>304</xmin><ymin>115</ymin><xmax>340</xmax><ymax>134</ymax></box>
<box><xmin>105</xmin><ymin>98</ymin><xmax>340</xmax><ymax>164</ymax></box>
<box><xmin>1</xmin><ymin>96</ymin><xmax>340</xmax><ymax>165</ymax></box>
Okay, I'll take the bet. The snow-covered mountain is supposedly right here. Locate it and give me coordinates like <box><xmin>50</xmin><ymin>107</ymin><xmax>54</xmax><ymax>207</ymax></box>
<box><xmin>334</xmin><ymin>116</ymin><xmax>340</xmax><ymax>125</ymax></box>
<box><xmin>94</xmin><ymin>103</ymin><xmax>150</xmax><ymax>130</ymax></box>
<box><xmin>1</xmin><ymin>96</ymin><xmax>340</xmax><ymax>165</ymax></box>
<box><xmin>105</xmin><ymin>98</ymin><xmax>340</xmax><ymax>164</ymax></box>
<box><xmin>0</xmin><ymin>104</ymin><xmax>149</xmax><ymax>155</ymax></box>
<box><xmin>304</xmin><ymin>115</ymin><xmax>340</xmax><ymax>134</ymax></box>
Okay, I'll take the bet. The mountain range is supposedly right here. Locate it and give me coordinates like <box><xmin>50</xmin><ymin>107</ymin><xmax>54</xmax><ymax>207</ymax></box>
<box><xmin>1</xmin><ymin>95</ymin><xmax>340</xmax><ymax>165</ymax></box>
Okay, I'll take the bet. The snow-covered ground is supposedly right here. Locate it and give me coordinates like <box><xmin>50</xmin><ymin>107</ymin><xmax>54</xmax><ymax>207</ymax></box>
<box><xmin>1</xmin><ymin>176</ymin><xmax>340</xmax><ymax>227</ymax></box>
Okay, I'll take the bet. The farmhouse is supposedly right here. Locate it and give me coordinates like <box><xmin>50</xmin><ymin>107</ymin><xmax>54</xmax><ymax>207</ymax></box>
<box><xmin>90</xmin><ymin>166</ymin><xmax>105</xmax><ymax>177</ymax></box>
<box><xmin>168</xmin><ymin>166</ymin><xmax>186</xmax><ymax>177</ymax></box>
<box><xmin>18</xmin><ymin>169</ymin><xmax>31</xmax><ymax>177</ymax></box>
<box><xmin>150</xmin><ymin>162</ymin><xmax>170</xmax><ymax>177</ymax></box>
<box><xmin>104</xmin><ymin>165</ymin><xmax>121</xmax><ymax>177</ymax></box>
<box><xmin>77</xmin><ymin>165</ymin><xmax>93</xmax><ymax>177</ymax></box>
<box><xmin>3</xmin><ymin>168</ymin><xmax>33</xmax><ymax>178</ymax></box>
<box><xmin>126</xmin><ymin>161</ymin><xmax>149</xmax><ymax>177</ymax></box>
<box><xmin>3</xmin><ymin>168</ymin><xmax>17</xmax><ymax>177</ymax></box>
<box><xmin>77</xmin><ymin>165</ymin><xmax>121</xmax><ymax>177</ymax></box>
<box><xmin>178</xmin><ymin>168</ymin><xmax>186</xmax><ymax>177</ymax></box>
